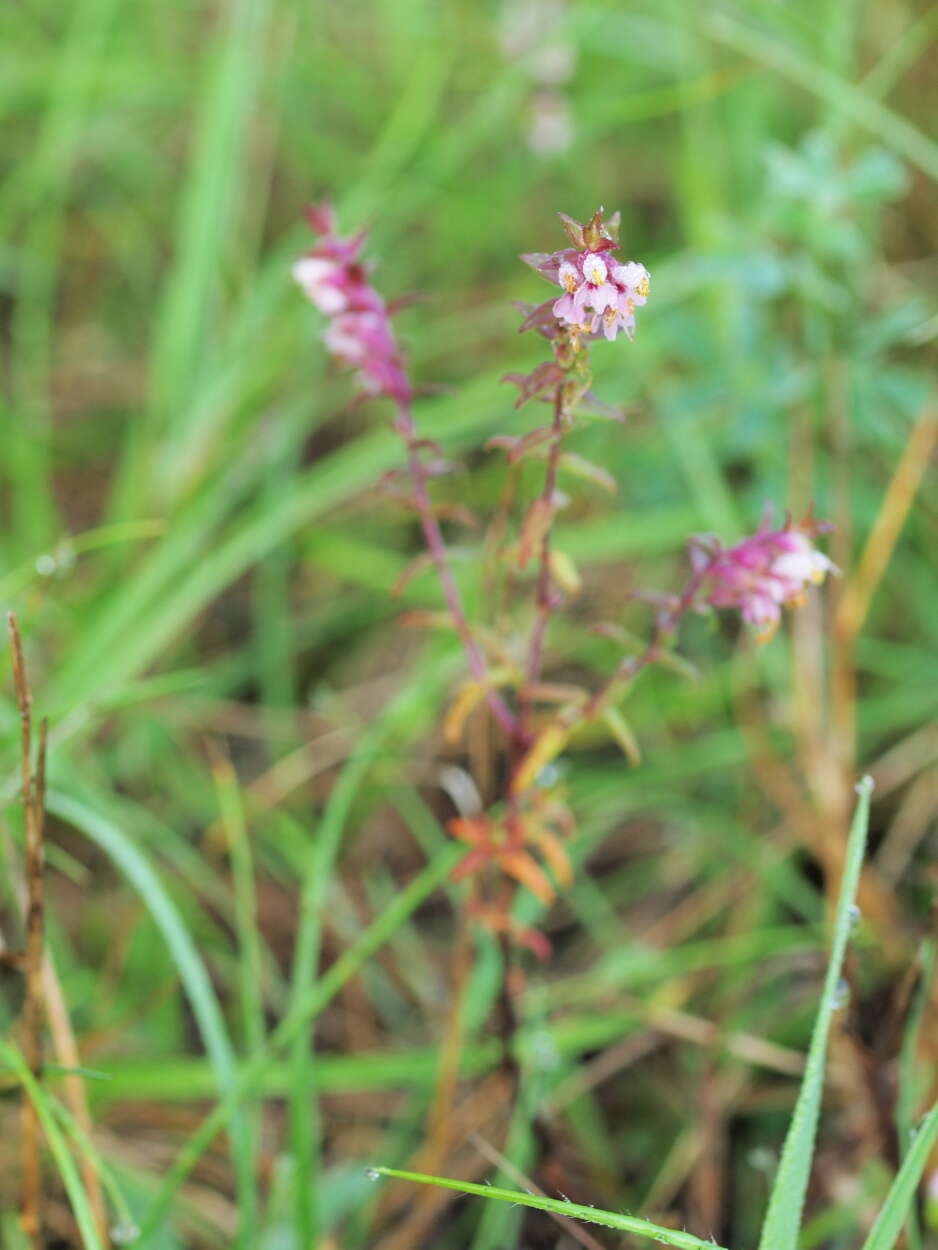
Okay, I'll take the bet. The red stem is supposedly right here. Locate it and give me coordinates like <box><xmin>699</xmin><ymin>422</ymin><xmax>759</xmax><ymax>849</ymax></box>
<box><xmin>521</xmin><ymin>386</ymin><xmax>566</xmax><ymax>717</ymax></box>
<box><xmin>395</xmin><ymin>402</ymin><xmax>518</xmax><ymax>739</ymax></box>
<box><xmin>577</xmin><ymin>566</ymin><xmax>709</xmax><ymax>724</ymax></box>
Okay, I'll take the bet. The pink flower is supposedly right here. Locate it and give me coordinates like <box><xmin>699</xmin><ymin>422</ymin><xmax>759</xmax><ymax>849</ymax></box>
<box><xmin>691</xmin><ymin>515</ymin><xmax>838</xmax><ymax>639</ymax></box>
<box><xmin>294</xmin><ymin>204</ymin><xmax>411</xmax><ymax>402</ymax></box>
<box><xmin>523</xmin><ymin>209</ymin><xmax>650</xmax><ymax>342</ymax></box>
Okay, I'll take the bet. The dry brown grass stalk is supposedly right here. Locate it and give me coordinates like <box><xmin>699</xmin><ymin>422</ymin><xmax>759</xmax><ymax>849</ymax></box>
<box><xmin>7</xmin><ymin>614</ymin><xmax>109</xmax><ymax>1247</ymax></box>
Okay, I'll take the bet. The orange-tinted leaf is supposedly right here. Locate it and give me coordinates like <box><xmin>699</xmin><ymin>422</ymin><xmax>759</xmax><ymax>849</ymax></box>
<box><xmin>529</xmin><ymin>826</ymin><xmax>574</xmax><ymax>887</ymax></box>
<box><xmin>398</xmin><ymin>609</ymin><xmax>455</xmax><ymax>632</ymax></box>
<box><xmin>443</xmin><ymin>681</ymin><xmax>487</xmax><ymax>744</ymax></box>
<box><xmin>447</xmin><ymin>816</ymin><xmax>490</xmax><ymax>847</ymax></box>
<box><xmin>451</xmin><ymin>847</ymin><xmax>491</xmax><ymax>883</ymax></box>
<box><xmin>499</xmin><ymin>849</ymin><xmax>555</xmax><ymax>904</ymax></box>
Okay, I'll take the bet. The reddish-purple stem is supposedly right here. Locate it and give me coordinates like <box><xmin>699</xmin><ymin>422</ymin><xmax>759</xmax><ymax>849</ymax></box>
<box><xmin>518</xmin><ymin>385</ymin><xmax>566</xmax><ymax>746</ymax></box>
<box><xmin>578</xmin><ymin>566</ymin><xmax>709</xmax><ymax>724</ymax></box>
<box><xmin>395</xmin><ymin>402</ymin><xmax>518</xmax><ymax>739</ymax></box>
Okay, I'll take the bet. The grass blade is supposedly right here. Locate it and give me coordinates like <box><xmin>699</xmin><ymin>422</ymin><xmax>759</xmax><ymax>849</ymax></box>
<box><xmin>285</xmin><ymin>666</ymin><xmax>452</xmax><ymax>1247</ymax></box>
<box><xmin>894</xmin><ymin>940</ymin><xmax>935</xmax><ymax>1250</ymax></box>
<box><xmin>46</xmin><ymin>788</ymin><xmax>256</xmax><ymax>1233</ymax></box>
<box><xmin>369</xmin><ymin>1166</ymin><xmax>731</xmax><ymax>1250</ymax></box>
<box><xmin>136</xmin><ymin>841</ymin><xmax>464</xmax><ymax>1242</ymax></box>
<box><xmin>705</xmin><ymin>12</ymin><xmax>938</xmax><ymax>183</ymax></box>
<box><xmin>757</xmin><ymin>774</ymin><xmax>874</xmax><ymax>1250</ymax></box>
<box><xmin>0</xmin><ymin>1040</ymin><xmax>106</xmax><ymax>1250</ymax></box>
<box><xmin>861</xmin><ymin>1101</ymin><xmax>938</xmax><ymax>1250</ymax></box>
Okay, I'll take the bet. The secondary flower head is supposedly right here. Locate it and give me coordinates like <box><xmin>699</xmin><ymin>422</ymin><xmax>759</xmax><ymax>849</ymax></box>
<box><xmin>521</xmin><ymin>208</ymin><xmax>650</xmax><ymax>343</ymax></box>
<box><xmin>691</xmin><ymin>513</ymin><xmax>838</xmax><ymax>639</ymax></box>
<box><xmin>293</xmin><ymin>204</ymin><xmax>411</xmax><ymax>402</ymax></box>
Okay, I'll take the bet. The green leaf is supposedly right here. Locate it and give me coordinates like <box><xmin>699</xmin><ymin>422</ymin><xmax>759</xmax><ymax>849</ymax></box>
<box><xmin>861</xmin><ymin>1101</ymin><xmax>938</xmax><ymax>1250</ymax></box>
<box><xmin>0</xmin><ymin>1040</ymin><xmax>106</xmax><ymax>1250</ymax></box>
<box><xmin>757</xmin><ymin>775</ymin><xmax>874</xmax><ymax>1250</ymax></box>
<box><xmin>369</xmin><ymin>1166</ymin><xmax>731</xmax><ymax>1250</ymax></box>
<box><xmin>136</xmin><ymin>842</ymin><xmax>464</xmax><ymax>1243</ymax></box>
<box><xmin>46</xmin><ymin>789</ymin><xmax>256</xmax><ymax>1229</ymax></box>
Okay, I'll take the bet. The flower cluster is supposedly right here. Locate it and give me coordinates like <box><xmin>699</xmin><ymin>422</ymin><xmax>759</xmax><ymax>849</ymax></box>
<box><xmin>293</xmin><ymin>204</ymin><xmax>411</xmax><ymax>402</ymax></box>
<box><xmin>691</xmin><ymin>515</ymin><xmax>838</xmax><ymax>638</ymax></box>
<box><xmin>522</xmin><ymin>208</ymin><xmax>650</xmax><ymax>342</ymax></box>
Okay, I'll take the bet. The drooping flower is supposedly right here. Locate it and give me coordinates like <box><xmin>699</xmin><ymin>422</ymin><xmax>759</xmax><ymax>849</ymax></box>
<box><xmin>522</xmin><ymin>208</ymin><xmax>650</xmax><ymax>342</ymax></box>
<box><xmin>691</xmin><ymin>514</ymin><xmax>838</xmax><ymax>639</ymax></box>
<box><xmin>293</xmin><ymin>204</ymin><xmax>411</xmax><ymax>402</ymax></box>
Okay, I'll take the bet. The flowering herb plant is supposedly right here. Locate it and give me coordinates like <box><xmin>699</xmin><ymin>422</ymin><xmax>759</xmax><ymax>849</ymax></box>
<box><xmin>294</xmin><ymin>203</ymin><xmax>837</xmax><ymax>960</ymax></box>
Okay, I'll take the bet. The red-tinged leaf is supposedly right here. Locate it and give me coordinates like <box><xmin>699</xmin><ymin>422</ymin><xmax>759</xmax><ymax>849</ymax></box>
<box><xmin>397</xmin><ymin>609</ymin><xmax>455</xmax><ymax>632</ymax></box>
<box><xmin>304</xmin><ymin>203</ymin><xmax>336</xmax><ymax>235</ymax></box>
<box><xmin>557</xmin><ymin>212</ymin><xmax>585</xmax><ymax>248</ymax></box>
<box><xmin>516</xmin><ymin>926</ymin><xmax>552</xmax><ymax>960</ymax></box>
<box><xmin>583</xmin><ymin>207</ymin><xmax>604</xmax><ymax>250</ymax></box>
<box><xmin>451</xmin><ymin>847</ymin><xmax>491</xmax><ymax>882</ymax></box>
<box><xmin>502</xmin><ymin>361</ymin><xmax>565</xmax><ymax>408</ymax></box>
<box><xmin>518</xmin><ymin>497</ymin><xmax>553</xmax><ymax>568</ymax></box>
<box><xmin>516</xmin><ymin>299</ymin><xmax>560</xmax><ymax>335</ymax></box>
<box><xmin>409</xmin><ymin>437</ymin><xmax>446</xmax><ymax>456</ymax></box>
<box><xmin>434</xmin><ymin>503</ymin><xmax>479</xmax><ymax>528</ymax></box>
<box><xmin>499</xmin><ymin>849</ymin><xmax>555</xmax><ymax>904</ymax></box>
<box><xmin>392</xmin><ymin>551</ymin><xmax>435</xmax><ymax>597</ymax></box>
<box><xmin>513</xmin><ymin>303</ymin><xmax>561</xmax><ymax>341</ymax></box>
<box><xmin>447</xmin><ymin>816</ymin><xmax>491</xmax><ymax>848</ymax></box>
<box><xmin>509</xmin><ymin>425</ymin><xmax>559</xmax><ymax>464</ymax></box>
<box><xmin>604</xmin><ymin>210</ymin><xmax>621</xmax><ymax>245</ymax></box>
<box><xmin>519</xmin><ymin>251</ymin><xmax>555</xmax><ymax>274</ymax></box>
<box><xmin>558</xmin><ymin>451</ymin><xmax>618</xmax><ymax>494</ymax></box>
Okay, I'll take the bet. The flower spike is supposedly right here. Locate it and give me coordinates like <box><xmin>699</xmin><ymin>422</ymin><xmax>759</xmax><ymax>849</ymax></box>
<box><xmin>520</xmin><ymin>208</ymin><xmax>650</xmax><ymax>342</ymax></box>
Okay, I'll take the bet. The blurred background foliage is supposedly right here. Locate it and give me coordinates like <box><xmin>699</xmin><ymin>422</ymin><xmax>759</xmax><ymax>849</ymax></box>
<box><xmin>0</xmin><ymin>0</ymin><xmax>936</xmax><ymax>1247</ymax></box>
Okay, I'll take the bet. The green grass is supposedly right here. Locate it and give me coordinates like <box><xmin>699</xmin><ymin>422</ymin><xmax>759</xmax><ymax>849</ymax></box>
<box><xmin>1</xmin><ymin>0</ymin><xmax>936</xmax><ymax>1246</ymax></box>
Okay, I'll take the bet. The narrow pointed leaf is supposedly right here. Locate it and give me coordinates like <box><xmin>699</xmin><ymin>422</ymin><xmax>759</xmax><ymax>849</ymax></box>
<box><xmin>860</xmin><ymin>1100</ymin><xmax>938</xmax><ymax>1250</ymax></box>
<box><xmin>757</xmin><ymin>776</ymin><xmax>874</xmax><ymax>1250</ymax></box>
<box><xmin>370</xmin><ymin>1167</ymin><xmax>731</xmax><ymax>1250</ymax></box>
